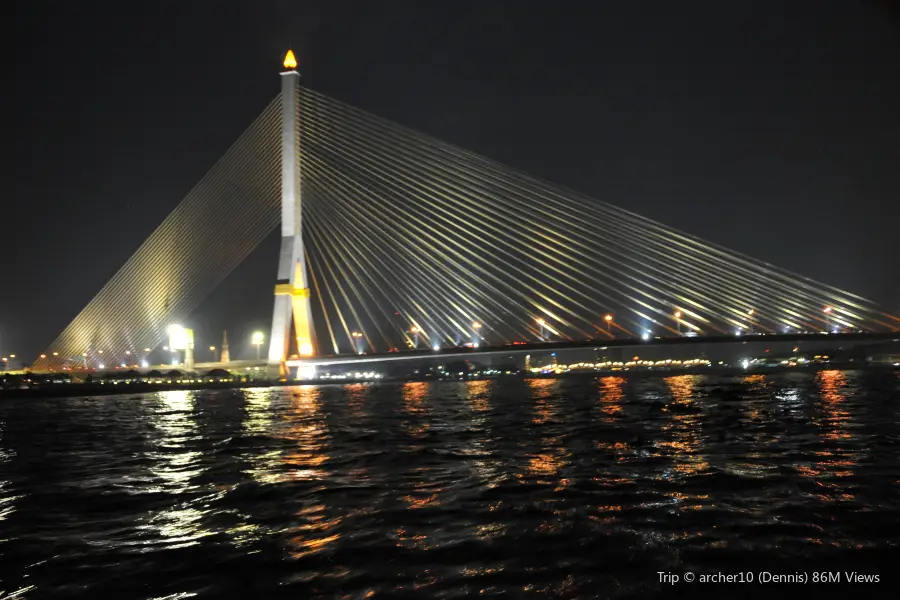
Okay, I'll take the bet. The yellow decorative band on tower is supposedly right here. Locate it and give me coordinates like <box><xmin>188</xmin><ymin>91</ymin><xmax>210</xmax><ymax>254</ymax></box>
<box><xmin>274</xmin><ymin>283</ymin><xmax>310</xmax><ymax>298</ymax></box>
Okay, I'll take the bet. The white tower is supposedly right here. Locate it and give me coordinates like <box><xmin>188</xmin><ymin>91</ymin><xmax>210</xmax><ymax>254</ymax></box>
<box><xmin>267</xmin><ymin>50</ymin><xmax>316</xmax><ymax>378</ymax></box>
<box><xmin>220</xmin><ymin>329</ymin><xmax>230</xmax><ymax>364</ymax></box>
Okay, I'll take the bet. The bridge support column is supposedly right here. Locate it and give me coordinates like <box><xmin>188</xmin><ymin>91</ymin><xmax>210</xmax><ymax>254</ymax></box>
<box><xmin>267</xmin><ymin>51</ymin><xmax>316</xmax><ymax>379</ymax></box>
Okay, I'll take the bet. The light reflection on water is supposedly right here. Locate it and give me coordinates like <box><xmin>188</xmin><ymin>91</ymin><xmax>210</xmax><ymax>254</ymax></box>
<box><xmin>524</xmin><ymin>379</ymin><xmax>570</xmax><ymax>488</ymax></box>
<box><xmin>658</xmin><ymin>375</ymin><xmax>709</xmax><ymax>482</ymax></box>
<box><xmin>465</xmin><ymin>380</ymin><xmax>501</xmax><ymax>491</ymax></box>
<box><xmin>133</xmin><ymin>391</ymin><xmax>211</xmax><ymax>550</ymax></box>
<box><xmin>796</xmin><ymin>371</ymin><xmax>860</xmax><ymax>507</ymax></box>
<box><xmin>0</xmin><ymin>418</ymin><xmax>20</xmax><ymax>523</ymax></box>
<box><xmin>0</xmin><ymin>371</ymin><xmax>899</xmax><ymax>598</ymax></box>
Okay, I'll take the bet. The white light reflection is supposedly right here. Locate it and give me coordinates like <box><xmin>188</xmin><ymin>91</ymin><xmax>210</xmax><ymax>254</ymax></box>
<box><xmin>0</xmin><ymin>419</ymin><xmax>21</xmax><ymax>522</ymax></box>
<box><xmin>775</xmin><ymin>385</ymin><xmax>803</xmax><ymax>413</ymax></box>
<box><xmin>140</xmin><ymin>390</ymin><xmax>213</xmax><ymax>548</ymax></box>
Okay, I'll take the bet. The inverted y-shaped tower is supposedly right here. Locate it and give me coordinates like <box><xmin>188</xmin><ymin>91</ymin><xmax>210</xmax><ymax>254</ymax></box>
<box><xmin>268</xmin><ymin>50</ymin><xmax>316</xmax><ymax>376</ymax></box>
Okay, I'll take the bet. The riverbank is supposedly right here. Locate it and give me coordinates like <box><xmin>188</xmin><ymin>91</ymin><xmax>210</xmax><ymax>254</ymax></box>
<box><xmin>2</xmin><ymin>362</ymin><xmax>894</xmax><ymax>400</ymax></box>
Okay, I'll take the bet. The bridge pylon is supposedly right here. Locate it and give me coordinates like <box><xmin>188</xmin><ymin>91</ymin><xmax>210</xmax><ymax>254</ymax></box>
<box><xmin>267</xmin><ymin>50</ymin><xmax>316</xmax><ymax>379</ymax></box>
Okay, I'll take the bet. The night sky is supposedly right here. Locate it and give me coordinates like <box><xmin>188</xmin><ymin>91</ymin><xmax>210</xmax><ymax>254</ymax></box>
<box><xmin>2</xmin><ymin>1</ymin><xmax>899</xmax><ymax>363</ymax></box>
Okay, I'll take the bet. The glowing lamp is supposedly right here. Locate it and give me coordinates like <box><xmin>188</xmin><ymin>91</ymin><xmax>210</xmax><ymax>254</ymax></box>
<box><xmin>167</xmin><ymin>324</ymin><xmax>192</xmax><ymax>351</ymax></box>
<box><xmin>283</xmin><ymin>50</ymin><xmax>297</xmax><ymax>70</ymax></box>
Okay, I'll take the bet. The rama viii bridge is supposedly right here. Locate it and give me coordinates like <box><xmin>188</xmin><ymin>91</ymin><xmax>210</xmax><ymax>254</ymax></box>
<box><xmin>32</xmin><ymin>52</ymin><xmax>900</xmax><ymax>377</ymax></box>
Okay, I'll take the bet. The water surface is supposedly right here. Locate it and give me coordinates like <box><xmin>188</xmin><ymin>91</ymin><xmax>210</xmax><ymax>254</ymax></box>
<box><xmin>2</xmin><ymin>371</ymin><xmax>900</xmax><ymax>598</ymax></box>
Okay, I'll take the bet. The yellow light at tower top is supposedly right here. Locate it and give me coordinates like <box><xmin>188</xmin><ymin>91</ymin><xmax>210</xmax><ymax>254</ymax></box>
<box><xmin>283</xmin><ymin>49</ymin><xmax>297</xmax><ymax>70</ymax></box>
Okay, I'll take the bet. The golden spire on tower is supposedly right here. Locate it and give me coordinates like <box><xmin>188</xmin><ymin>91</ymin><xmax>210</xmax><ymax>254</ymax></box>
<box><xmin>283</xmin><ymin>49</ymin><xmax>297</xmax><ymax>70</ymax></box>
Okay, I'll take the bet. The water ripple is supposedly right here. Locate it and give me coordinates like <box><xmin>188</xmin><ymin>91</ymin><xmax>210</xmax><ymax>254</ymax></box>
<box><xmin>1</xmin><ymin>371</ymin><xmax>900</xmax><ymax>597</ymax></box>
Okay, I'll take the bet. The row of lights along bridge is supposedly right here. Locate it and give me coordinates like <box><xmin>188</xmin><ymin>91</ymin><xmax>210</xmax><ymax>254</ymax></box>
<box><xmin>11</xmin><ymin>306</ymin><xmax>846</xmax><ymax>369</ymax></box>
<box><xmin>23</xmin><ymin>330</ymin><xmax>267</xmax><ymax>371</ymax></box>
<box><xmin>398</xmin><ymin>305</ymin><xmax>843</xmax><ymax>352</ymax></box>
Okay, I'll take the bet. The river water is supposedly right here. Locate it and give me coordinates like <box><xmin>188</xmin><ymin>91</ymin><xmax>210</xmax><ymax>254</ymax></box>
<box><xmin>1</xmin><ymin>371</ymin><xmax>899</xmax><ymax>598</ymax></box>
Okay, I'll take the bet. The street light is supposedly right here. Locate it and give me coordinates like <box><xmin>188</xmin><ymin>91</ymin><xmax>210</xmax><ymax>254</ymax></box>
<box><xmin>209</xmin><ymin>345</ymin><xmax>217</xmax><ymax>360</ymax></box>
<box><xmin>251</xmin><ymin>331</ymin><xmax>265</xmax><ymax>359</ymax></box>
<box><xmin>823</xmin><ymin>306</ymin><xmax>832</xmax><ymax>332</ymax></box>
<box><xmin>674</xmin><ymin>311</ymin><xmax>682</xmax><ymax>335</ymax></box>
<box><xmin>537</xmin><ymin>318</ymin><xmax>546</xmax><ymax>341</ymax></box>
<box><xmin>604</xmin><ymin>314</ymin><xmax>613</xmax><ymax>334</ymax></box>
<box><xmin>472</xmin><ymin>321</ymin><xmax>482</xmax><ymax>344</ymax></box>
<box><xmin>409</xmin><ymin>326</ymin><xmax>420</xmax><ymax>348</ymax></box>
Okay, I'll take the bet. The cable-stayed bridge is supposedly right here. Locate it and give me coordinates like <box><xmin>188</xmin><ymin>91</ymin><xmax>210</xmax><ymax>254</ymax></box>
<box><xmin>32</xmin><ymin>53</ymin><xmax>900</xmax><ymax>376</ymax></box>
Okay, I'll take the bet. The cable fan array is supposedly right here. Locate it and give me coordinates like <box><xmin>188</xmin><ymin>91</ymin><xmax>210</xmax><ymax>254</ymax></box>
<box><xmin>34</xmin><ymin>97</ymin><xmax>283</xmax><ymax>371</ymax></box>
<box><xmin>297</xmin><ymin>88</ymin><xmax>899</xmax><ymax>355</ymax></box>
<box><xmin>35</xmin><ymin>86</ymin><xmax>899</xmax><ymax>369</ymax></box>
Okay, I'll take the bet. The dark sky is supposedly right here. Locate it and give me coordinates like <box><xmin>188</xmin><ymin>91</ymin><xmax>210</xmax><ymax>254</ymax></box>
<box><xmin>2</xmin><ymin>1</ymin><xmax>899</xmax><ymax>362</ymax></box>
